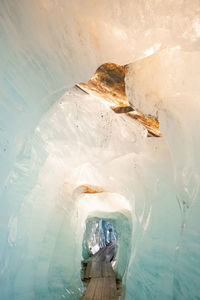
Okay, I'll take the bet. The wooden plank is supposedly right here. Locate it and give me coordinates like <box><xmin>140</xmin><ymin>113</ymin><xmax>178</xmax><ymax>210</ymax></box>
<box><xmin>90</xmin><ymin>261</ymin><xmax>102</xmax><ymax>278</ymax></box>
<box><xmin>102</xmin><ymin>277</ymin><xmax>110</xmax><ymax>300</ymax></box>
<box><xmin>82</xmin><ymin>244</ymin><xmax>118</xmax><ymax>300</ymax></box>
<box><xmin>101</xmin><ymin>262</ymin><xmax>107</xmax><ymax>277</ymax></box>
<box><xmin>108</xmin><ymin>277</ymin><xmax>117</xmax><ymax>298</ymax></box>
<box><xmin>104</xmin><ymin>263</ymin><xmax>109</xmax><ymax>277</ymax></box>
<box><xmin>104</xmin><ymin>246</ymin><xmax>115</xmax><ymax>262</ymax></box>
<box><xmin>94</xmin><ymin>277</ymin><xmax>103</xmax><ymax>300</ymax></box>
<box><xmin>107</xmin><ymin>263</ymin><xmax>115</xmax><ymax>278</ymax></box>
<box><xmin>83</xmin><ymin>278</ymin><xmax>98</xmax><ymax>299</ymax></box>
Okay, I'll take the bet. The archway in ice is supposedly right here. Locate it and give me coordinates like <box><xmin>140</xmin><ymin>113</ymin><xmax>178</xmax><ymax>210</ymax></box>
<box><xmin>81</xmin><ymin>212</ymin><xmax>132</xmax><ymax>281</ymax></box>
<box><xmin>83</xmin><ymin>218</ymin><xmax>117</xmax><ymax>255</ymax></box>
<box><xmin>74</xmin><ymin>188</ymin><xmax>133</xmax><ymax>287</ymax></box>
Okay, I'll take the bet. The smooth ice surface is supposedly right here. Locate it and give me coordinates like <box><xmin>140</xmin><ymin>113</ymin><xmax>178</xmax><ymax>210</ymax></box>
<box><xmin>0</xmin><ymin>1</ymin><xmax>200</xmax><ymax>300</ymax></box>
<box><xmin>126</xmin><ymin>49</ymin><xmax>200</xmax><ymax>299</ymax></box>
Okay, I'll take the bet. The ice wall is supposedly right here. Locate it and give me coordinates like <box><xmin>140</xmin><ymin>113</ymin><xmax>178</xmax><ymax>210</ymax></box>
<box><xmin>0</xmin><ymin>1</ymin><xmax>200</xmax><ymax>300</ymax></box>
<box><xmin>1</xmin><ymin>0</ymin><xmax>200</xmax><ymax>188</ymax></box>
<box><xmin>0</xmin><ymin>85</ymin><xmax>180</xmax><ymax>300</ymax></box>
<box><xmin>126</xmin><ymin>49</ymin><xmax>200</xmax><ymax>299</ymax></box>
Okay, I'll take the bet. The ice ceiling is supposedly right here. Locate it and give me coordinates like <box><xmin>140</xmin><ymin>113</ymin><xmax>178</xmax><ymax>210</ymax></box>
<box><xmin>0</xmin><ymin>0</ymin><xmax>200</xmax><ymax>299</ymax></box>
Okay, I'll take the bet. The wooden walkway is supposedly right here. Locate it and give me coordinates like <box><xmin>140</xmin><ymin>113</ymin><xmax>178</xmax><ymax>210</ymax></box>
<box><xmin>81</xmin><ymin>243</ymin><xmax>120</xmax><ymax>300</ymax></box>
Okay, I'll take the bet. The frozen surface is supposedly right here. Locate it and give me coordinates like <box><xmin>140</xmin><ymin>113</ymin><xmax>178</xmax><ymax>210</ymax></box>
<box><xmin>126</xmin><ymin>49</ymin><xmax>200</xmax><ymax>299</ymax></box>
<box><xmin>83</xmin><ymin>218</ymin><xmax>117</xmax><ymax>255</ymax></box>
<box><xmin>0</xmin><ymin>1</ymin><xmax>200</xmax><ymax>300</ymax></box>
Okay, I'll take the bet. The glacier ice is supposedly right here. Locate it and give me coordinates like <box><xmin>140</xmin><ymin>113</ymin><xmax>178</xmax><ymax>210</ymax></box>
<box><xmin>126</xmin><ymin>48</ymin><xmax>200</xmax><ymax>299</ymax></box>
<box><xmin>0</xmin><ymin>1</ymin><xmax>200</xmax><ymax>300</ymax></box>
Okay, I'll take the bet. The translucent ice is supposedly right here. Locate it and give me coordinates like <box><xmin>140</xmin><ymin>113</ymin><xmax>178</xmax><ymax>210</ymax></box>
<box><xmin>0</xmin><ymin>1</ymin><xmax>200</xmax><ymax>300</ymax></box>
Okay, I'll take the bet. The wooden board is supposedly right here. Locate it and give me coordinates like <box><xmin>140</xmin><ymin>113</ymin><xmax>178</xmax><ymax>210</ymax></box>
<box><xmin>82</xmin><ymin>277</ymin><xmax>118</xmax><ymax>300</ymax></box>
<box><xmin>82</xmin><ymin>243</ymin><xmax>118</xmax><ymax>300</ymax></box>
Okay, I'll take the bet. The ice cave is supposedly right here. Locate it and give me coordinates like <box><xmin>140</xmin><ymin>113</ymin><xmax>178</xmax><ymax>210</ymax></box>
<box><xmin>0</xmin><ymin>1</ymin><xmax>200</xmax><ymax>299</ymax></box>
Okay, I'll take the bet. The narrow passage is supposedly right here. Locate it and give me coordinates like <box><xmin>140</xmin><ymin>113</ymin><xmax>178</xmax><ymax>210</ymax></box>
<box><xmin>81</xmin><ymin>243</ymin><xmax>120</xmax><ymax>300</ymax></box>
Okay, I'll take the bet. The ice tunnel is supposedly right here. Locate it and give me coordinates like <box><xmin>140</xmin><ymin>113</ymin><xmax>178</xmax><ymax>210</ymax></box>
<box><xmin>0</xmin><ymin>1</ymin><xmax>200</xmax><ymax>299</ymax></box>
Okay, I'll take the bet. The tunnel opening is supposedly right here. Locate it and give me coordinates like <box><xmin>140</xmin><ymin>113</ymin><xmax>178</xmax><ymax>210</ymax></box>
<box><xmin>79</xmin><ymin>210</ymin><xmax>132</xmax><ymax>300</ymax></box>
<box><xmin>82</xmin><ymin>217</ymin><xmax>117</xmax><ymax>257</ymax></box>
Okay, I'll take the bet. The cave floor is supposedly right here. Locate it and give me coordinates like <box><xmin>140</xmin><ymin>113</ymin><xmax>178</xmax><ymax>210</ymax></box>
<box><xmin>81</xmin><ymin>243</ymin><xmax>120</xmax><ymax>300</ymax></box>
